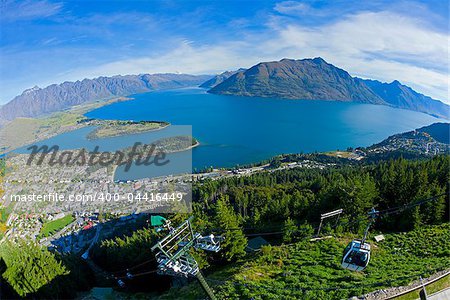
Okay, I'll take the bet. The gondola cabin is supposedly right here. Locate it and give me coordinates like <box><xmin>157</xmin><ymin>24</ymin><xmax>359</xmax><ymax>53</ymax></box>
<box><xmin>341</xmin><ymin>239</ymin><xmax>370</xmax><ymax>271</ymax></box>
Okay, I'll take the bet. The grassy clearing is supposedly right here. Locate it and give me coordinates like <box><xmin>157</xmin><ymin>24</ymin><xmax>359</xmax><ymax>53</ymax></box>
<box><xmin>394</xmin><ymin>289</ymin><xmax>421</xmax><ymax>300</ymax></box>
<box><xmin>427</xmin><ymin>274</ymin><xmax>450</xmax><ymax>295</ymax></box>
<box><xmin>0</xmin><ymin>113</ymin><xmax>84</xmax><ymax>152</ymax></box>
<box><xmin>0</xmin><ymin>203</ymin><xmax>13</xmax><ymax>238</ymax></box>
<box><xmin>324</xmin><ymin>151</ymin><xmax>353</xmax><ymax>158</ymax></box>
<box><xmin>0</xmin><ymin>203</ymin><xmax>13</xmax><ymax>223</ymax></box>
<box><xmin>39</xmin><ymin>214</ymin><xmax>75</xmax><ymax>238</ymax></box>
<box><xmin>0</xmin><ymin>118</ymin><xmax>43</xmax><ymax>151</ymax></box>
<box><xmin>158</xmin><ymin>224</ymin><xmax>450</xmax><ymax>300</ymax></box>
<box><xmin>393</xmin><ymin>274</ymin><xmax>450</xmax><ymax>300</ymax></box>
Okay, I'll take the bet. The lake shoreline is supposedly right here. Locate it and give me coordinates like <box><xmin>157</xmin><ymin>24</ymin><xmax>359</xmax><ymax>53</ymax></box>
<box><xmin>112</xmin><ymin>139</ymin><xmax>200</xmax><ymax>181</ymax></box>
<box><xmin>15</xmin><ymin>88</ymin><xmax>439</xmax><ymax>171</ymax></box>
<box><xmin>85</xmin><ymin>120</ymin><xmax>170</xmax><ymax>140</ymax></box>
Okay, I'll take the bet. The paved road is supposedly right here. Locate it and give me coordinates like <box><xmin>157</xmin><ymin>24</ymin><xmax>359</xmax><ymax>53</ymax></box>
<box><xmin>82</xmin><ymin>224</ymin><xmax>102</xmax><ymax>259</ymax></box>
<box><xmin>429</xmin><ymin>288</ymin><xmax>450</xmax><ymax>300</ymax></box>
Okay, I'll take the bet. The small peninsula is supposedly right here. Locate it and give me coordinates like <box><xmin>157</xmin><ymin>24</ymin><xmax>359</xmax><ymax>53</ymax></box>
<box><xmin>85</xmin><ymin>120</ymin><xmax>169</xmax><ymax>140</ymax></box>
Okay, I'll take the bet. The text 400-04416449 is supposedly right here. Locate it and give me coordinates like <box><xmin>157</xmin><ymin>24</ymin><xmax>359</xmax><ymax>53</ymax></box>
<box><xmin>126</xmin><ymin>192</ymin><xmax>184</xmax><ymax>203</ymax></box>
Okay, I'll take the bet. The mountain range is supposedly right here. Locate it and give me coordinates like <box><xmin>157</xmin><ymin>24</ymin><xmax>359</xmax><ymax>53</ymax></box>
<box><xmin>1</xmin><ymin>57</ymin><xmax>448</xmax><ymax>121</ymax></box>
<box><xmin>0</xmin><ymin>74</ymin><xmax>210</xmax><ymax>120</ymax></box>
<box><xmin>208</xmin><ymin>58</ymin><xmax>449</xmax><ymax>119</ymax></box>
<box><xmin>199</xmin><ymin>68</ymin><xmax>246</xmax><ymax>89</ymax></box>
<box><xmin>359</xmin><ymin>78</ymin><xmax>449</xmax><ymax>119</ymax></box>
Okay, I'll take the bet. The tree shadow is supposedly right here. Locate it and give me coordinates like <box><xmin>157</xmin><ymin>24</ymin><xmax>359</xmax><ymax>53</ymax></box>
<box><xmin>0</xmin><ymin>258</ymin><xmax>20</xmax><ymax>300</ymax></box>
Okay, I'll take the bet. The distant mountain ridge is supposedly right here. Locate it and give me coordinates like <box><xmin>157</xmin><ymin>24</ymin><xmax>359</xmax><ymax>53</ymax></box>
<box><xmin>199</xmin><ymin>68</ymin><xmax>246</xmax><ymax>89</ymax></box>
<box><xmin>0</xmin><ymin>73</ymin><xmax>210</xmax><ymax>120</ymax></box>
<box><xmin>3</xmin><ymin>57</ymin><xmax>448</xmax><ymax>121</ymax></box>
<box><xmin>207</xmin><ymin>58</ymin><xmax>449</xmax><ymax>119</ymax></box>
<box><xmin>358</xmin><ymin>79</ymin><xmax>449</xmax><ymax>119</ymax></box>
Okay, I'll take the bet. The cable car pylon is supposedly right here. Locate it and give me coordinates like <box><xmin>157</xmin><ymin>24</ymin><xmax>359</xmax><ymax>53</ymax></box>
<box><xmin>311</xmin><ymin>208</ymin><xmax>343</xmax><ymax>241</ymax></box>
<box><xmin>150</xmin><ymin>216</ymin><xmax>224</xmax><ymax>300</ymax></box>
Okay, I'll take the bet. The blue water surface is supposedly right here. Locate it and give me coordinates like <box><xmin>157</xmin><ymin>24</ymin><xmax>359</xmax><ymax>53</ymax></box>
<box><xmin>80</xmin><ymin>87</ymin><xmax>441</xmax><ymax>170</ymax></box>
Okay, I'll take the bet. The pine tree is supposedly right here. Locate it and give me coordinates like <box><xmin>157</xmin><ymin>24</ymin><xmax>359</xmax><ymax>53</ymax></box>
<box><xmin>411</xmin><ymin>206</ymin><xmax>422</xmax><ymax>230</ymax></box>
<box><xmin>283</xmin><ymin>217</ymin><xmax>297</xmax><ymax>243</ymax></box>
<box><xmin>215</xmin><ymin>195</ymin><xmax>247</xmax><ymax>261</ymax></box>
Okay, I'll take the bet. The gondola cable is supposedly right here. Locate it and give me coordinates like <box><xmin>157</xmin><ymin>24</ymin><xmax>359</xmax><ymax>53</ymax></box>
<box><xmin>87</xmin><ymin>192</ymin><xmax>447</xmax><ymax>287</ymax></box>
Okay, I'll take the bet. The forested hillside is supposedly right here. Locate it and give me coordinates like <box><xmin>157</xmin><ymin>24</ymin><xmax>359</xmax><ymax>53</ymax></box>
<box><xmin>0</xmin><ymin>241</ymin><xmax>93</xmax><ymax>298</ymax></box>
<box><xmin>91</xmin><ymin>156</ymin><xmax>448</xmax><ymax>298</ymax></box>
<box><xmin>1</xmin><ymin>156</ymin><xmax>448</xmax><ymax>298</ymax></box>
<box><xmin>192</xmin><ymin>155</ymin><xmax>448</xmax><ymax>236</ymax></box>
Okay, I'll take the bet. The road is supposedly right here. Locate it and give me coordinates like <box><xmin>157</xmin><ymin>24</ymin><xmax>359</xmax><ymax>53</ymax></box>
<box><xmin>429</xmin><ymin>288</ymin><xmax>450</xmax><ymax>300</ymax></box>
<box><xmin>82</xmin><ymin>224</ymin><xmax>102</xmax><ymax>259</ymax></box>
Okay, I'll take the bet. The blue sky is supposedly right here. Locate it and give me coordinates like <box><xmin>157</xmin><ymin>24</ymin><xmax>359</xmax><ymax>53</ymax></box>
<box><xmin>0</xmin><ymin>0</ymin><xmax>448</xmax><ymax>103</ymax></box>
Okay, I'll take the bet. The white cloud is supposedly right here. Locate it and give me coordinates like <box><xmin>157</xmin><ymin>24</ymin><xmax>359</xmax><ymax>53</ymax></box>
<box><xmin>10</xmin><ymin>8</ymin><xmax>448</xmax><ymax>104</ymax></box>
<box><xmin>260</xmin><ymin>11</ymin><xmax>449</xmax><ymax>101</ymax></box>
<box><xmin>0</xmin><ymin>0</ymin><xmax>62</xmax><ymax>21</ymax></box>
<box><xmin>63</xmin><ymin>40</ymin><xmax>264</xmax><ymax>79</ymax></box>
<box><xmin>274</xmin><ymin>1</ymin><xmax>316</xmax><ymax>16</ymax></box>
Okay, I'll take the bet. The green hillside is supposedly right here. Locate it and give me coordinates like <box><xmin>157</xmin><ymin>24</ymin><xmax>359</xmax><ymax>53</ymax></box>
<box><xmin>159</xmin><ymin>224</ymin><xmax>450</xmax><ymax>300</ymax></box>
<box><xmin>1</xmin><ymin>156</ymin><xmax>448</xmax><ymax>299</ymax></box>
<box><xmin>418</xmin><ymin>122</ymin><xmax>450</xmax><ymax>144</ymax></box>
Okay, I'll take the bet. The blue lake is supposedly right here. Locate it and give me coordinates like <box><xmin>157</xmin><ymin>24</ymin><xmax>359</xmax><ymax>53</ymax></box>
<box><xmin>81</xmin><ymin>87</ymin><xmax>441</xmax><ymax>170</ymax></box>
<box><xmin>17</xmin><ymin>87</ymin><xmax>442</xmax><ymax>179</ymax></box>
